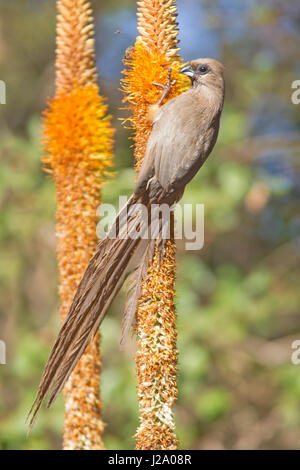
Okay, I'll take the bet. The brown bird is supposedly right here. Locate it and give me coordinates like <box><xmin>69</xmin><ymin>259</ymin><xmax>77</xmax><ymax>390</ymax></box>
<box><xmin>28</xmin><ymin>58</ymin><xmax>225</xmax><ymax>430</ymax></box>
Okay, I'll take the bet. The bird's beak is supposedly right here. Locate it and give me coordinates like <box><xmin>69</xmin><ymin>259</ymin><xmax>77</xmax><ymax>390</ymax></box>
<box><xmin>180</xmin><ymin>64</ymin><xmax>195</xmax><ymax>78</ymax></box>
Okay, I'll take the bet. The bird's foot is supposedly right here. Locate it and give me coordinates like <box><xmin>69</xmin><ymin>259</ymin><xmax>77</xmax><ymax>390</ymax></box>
<box><xmin>153</xmin><ymin>68</ymin><xmax>176</xmax><ymax>106</ymax></box>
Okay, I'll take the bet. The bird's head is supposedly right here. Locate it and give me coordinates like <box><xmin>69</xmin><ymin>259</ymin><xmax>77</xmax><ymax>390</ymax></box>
<box><xmin>180</xmin><ymin>58</ymin><xmax>224</xmax><ymax>93</ymax></box>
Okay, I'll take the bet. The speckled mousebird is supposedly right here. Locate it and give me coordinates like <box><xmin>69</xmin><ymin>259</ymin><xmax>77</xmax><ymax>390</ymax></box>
<box><xmin>28</xmin><ymin>58</ymin><xmax>225</xmax><ymax>430</ymax></box>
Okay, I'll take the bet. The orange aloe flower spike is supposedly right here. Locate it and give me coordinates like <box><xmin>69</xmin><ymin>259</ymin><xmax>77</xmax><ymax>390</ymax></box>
<box><xmin>42</xmin><ymin>0</ymin><xmax>114</xmax><ymax>449</ymax></box>
<box><xmin>122</xmin><ymin>0</ymin><xmax>188</xmax><ymax>450</ymax></box>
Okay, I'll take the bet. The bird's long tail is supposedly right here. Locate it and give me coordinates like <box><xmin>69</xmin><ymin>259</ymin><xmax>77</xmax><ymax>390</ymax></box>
<box><xmin>27</xmin><ymin>194</ymin><xmax>163</xmax><ymax>432</ymax></box>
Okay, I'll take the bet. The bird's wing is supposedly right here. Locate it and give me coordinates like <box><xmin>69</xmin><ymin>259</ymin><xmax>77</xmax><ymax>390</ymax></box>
<box><xmin>139</xmin><ymin>90</ymin><xmax>220</xmax><ymax>197</ymax></box>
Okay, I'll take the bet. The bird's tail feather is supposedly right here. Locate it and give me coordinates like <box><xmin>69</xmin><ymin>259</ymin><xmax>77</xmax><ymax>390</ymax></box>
<box><xmin>120</xmin><ymin>209</ymin><xmax>171</xmax><ymax>345</ymax></box>
<box><xmin>27</xmin><ymin>195</ymin><xmax>148</xmax><ymax>432</ymax></box>
<box><xmin>121</xmin><ymin>238</ymin><xmax>156</xmax><ymax>346</ymax></box>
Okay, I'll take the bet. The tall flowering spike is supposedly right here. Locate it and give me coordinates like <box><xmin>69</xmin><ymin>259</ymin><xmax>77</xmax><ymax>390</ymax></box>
<box><xmin>43</xmin><ymin>0</ymin><xmax>114</xmax><ymax>450</ymax></box>
<box><xmin>122</xmin><ymin>0</ymin><xmax>188</xmax><ymax>450</ymax></box>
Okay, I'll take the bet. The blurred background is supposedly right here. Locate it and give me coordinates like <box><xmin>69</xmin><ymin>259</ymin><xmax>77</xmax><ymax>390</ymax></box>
<box><xmin>0</xmin><ymin>0</ymin><xmax>300</xmax><ymax>450</ymax></box>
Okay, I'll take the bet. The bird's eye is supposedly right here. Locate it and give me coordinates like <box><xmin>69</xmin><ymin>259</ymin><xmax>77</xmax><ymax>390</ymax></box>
<box><xmin>197</xmin><ymin>65</ymin><xmax>210</xmax><ymax>75</ymax></box>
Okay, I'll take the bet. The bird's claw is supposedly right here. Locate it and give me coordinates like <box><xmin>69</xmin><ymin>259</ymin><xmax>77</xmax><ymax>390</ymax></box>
<box><xmin>153</xmin><ymin>68</ymin><xmax>177</xmax><ymax>106</ymax></box>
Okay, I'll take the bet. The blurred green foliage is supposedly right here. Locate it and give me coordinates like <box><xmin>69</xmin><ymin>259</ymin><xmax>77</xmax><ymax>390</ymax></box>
<box><xmin>0</xmin><ymin>0</ymin><xmax>300</xmax><ymax>450</ymax></box>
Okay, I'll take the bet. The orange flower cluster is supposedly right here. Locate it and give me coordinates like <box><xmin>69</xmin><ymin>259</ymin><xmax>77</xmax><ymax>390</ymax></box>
<box><xmin>43</xmin><ymin>0</ymin><xmax>114</xmax><ymax>450</ymax></box>
<box><xmin>123</xmin><ymin>42</ymin><xmax>187</xmax><ymax>172</ymax></box>
<box><xmin>122</xmin><ymin>0</ymin><xmax>188</xmax><ymax>450</ymax></box>
<box><xmin>43</xmin><ymin>85</ymin><xmax>113</xmax><ymax>176</ymax></box>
